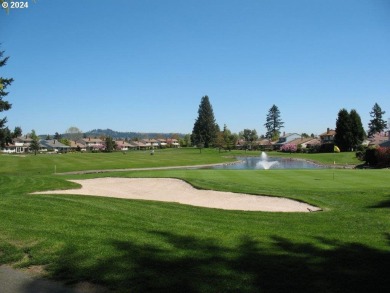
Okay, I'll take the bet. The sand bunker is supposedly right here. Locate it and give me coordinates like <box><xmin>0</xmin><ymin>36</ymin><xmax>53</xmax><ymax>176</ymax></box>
<box><xmin>34</xmin><ymin>178</ymin><xmax>321</xmax><ymax>212</ymax></box>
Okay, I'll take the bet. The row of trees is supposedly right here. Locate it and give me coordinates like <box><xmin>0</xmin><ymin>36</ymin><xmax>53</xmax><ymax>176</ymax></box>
<box><xmin>191</xmin><ymin>95</ymin><xmax>388</xmax><ymax>152</ymax></box>
<box><xmin>334</xmin><ymin>109</ymin><xmax>365</xmax><ymax>151</ymax></box>
<box><xmin>191</xmin><ymin>95</ymin><xmax>285</xmax><ymax>149</ymax></box>
<box><xmin>335</xmin><ymin>103</ymin><xmax>387</xmax><ymax>151</ymax></box>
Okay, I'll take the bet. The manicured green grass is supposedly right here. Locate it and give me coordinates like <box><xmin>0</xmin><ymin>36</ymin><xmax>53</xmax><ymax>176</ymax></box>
<box><xmin>0</xmin><ymin>148</ymin><xmax>237</xmax><ymax>175</ymax></box>
<box><xmin>0</xmin><ymin>149</ymin><xmax>389</xmax><ymax>292</ymax></box>
<box><xmin>0</xmin><ymin>149</ymin><xmax>361</xmax><ymax>176</ymax></box>
<box><xmin>264</xmin><ymin>150</ymin><xmax>361</xmax><ymax>166</ymax></box>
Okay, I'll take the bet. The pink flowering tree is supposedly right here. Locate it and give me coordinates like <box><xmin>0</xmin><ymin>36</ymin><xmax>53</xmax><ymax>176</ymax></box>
<box><xmin>280</xmin><ymin>143</ymin><xmax>297</xmax><ymax>153</ymax></box>
<box><xmin>376</xmin><ymin>147</ymin><xmax>390</xmax><ymax>168</ymax></box>
<box><xmin>93</xmin><ymin>144</ymin><xmax>105</xmax><ymax>152</ymax></box>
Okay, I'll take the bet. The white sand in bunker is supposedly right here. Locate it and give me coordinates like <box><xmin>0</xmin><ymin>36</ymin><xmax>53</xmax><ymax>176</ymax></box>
<box><xmin>35</xmin><ymin>178</ymin><xmax>321</xmax><ymax>212</ymax></box>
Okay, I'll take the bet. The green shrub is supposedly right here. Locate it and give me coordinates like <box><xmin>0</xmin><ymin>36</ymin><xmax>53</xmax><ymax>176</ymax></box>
<box><xmin>319</xmin><ymin>143</ymin><xmax>335</xmax><ymax>153</ymax></box>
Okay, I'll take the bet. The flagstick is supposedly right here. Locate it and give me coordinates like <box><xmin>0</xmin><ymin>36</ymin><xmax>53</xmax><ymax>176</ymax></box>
<box><xmin>333</xmin><ymin>148</ymin><xmax>335</xmax><ymax>180</ymax></box>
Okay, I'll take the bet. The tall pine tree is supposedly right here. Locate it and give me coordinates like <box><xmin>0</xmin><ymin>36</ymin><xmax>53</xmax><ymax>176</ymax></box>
<box><xmin>0</xmin><ymin>47</ymin><xmax>14</xmax><ymax>147</ymax></box>
<box><xmin>367</xmin><ymin>103</ymin><xmax>387</xmax><ymax>137</ymax></box>
<box><xmin>191</xmin><ymin>95</ymin><xmax>218</xmax><ymax>148</ymax></box>
<box><xmin>335</xmin><ymin>109</ymin><xmax>366</xmax><ymax>152</ymax></box>
<box><xmin>349</xmin><ymin>109</ymin><xmax>365</xmax><ymax>149</ymax></box>
<box><xmin>335</xmin><ymin>109</ymin><xmax>352</xmax><ymax>152</ymax></box>
<box><xmin>264</xmin><ymin>104</ymin><xmax>284</xmax><ymax>140</ymax></box>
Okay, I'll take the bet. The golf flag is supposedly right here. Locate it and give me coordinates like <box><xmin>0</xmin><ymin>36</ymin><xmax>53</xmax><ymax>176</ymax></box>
<box><xmin>334</xmin><ymin>145</ymin><xmax>340</xmax><ymax>153</ymax></box>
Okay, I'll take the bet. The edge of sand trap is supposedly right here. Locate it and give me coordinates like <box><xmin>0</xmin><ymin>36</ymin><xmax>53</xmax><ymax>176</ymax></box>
<box><xmin>33</xmin><ymin>177</ymin><xmax>321</xmax><ymax>212</ymax></box>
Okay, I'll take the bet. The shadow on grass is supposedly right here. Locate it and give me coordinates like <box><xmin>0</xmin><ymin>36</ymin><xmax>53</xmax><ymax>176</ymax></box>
<box><xmin>369</xmin><ymin>195</ymin><xmax>390</xmax><ymax>208</ymax></box>
<box><xmin>42</xmin><ymin>232</ymin><xmax>389</xmax><ymax>293</ymax></box>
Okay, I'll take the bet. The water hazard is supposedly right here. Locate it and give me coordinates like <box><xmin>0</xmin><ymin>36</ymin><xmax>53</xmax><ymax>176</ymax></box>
<box><xmin>211</xmin><ymin>152</ymin><xmax>325</xmax><ymax>170</ymax></box>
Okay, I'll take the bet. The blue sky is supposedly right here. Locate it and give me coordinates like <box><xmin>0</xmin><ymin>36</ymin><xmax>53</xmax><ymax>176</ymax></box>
<box><xmin>1</xmin><ymin>0</ymin><xmax>389</xmax><ymax>136</ymax></box>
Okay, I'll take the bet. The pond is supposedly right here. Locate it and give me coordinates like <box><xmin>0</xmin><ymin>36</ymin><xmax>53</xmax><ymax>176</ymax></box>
<box><xmin>210</xmin><ymin>152</ymin><xmax>325</xmax><ymax>170</ymax></box>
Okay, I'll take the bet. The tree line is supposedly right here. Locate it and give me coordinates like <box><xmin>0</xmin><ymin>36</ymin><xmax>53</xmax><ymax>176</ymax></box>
<box><xmin>335</xmin><ymin>103</ymin><xmax>387</xmax><ymax>151</ymax></box>
<box><xmin>191</xmin><ymin>95</ymin><xmax>387</xmax><ymax>152</ymax></box>
<box><xmin>191</xmin><ymin>95</ymin><xmax>285</xmax><ymax>150</ymax></box>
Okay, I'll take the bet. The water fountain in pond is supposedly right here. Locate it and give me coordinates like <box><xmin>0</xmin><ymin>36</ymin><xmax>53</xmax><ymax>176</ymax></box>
<box><xmin>257</xmin><ymin>152</ymin><xmax>279</xmax><ymax>169</ymax></box>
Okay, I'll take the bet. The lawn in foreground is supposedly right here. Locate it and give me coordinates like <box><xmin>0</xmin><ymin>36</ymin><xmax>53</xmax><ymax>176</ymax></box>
<box><xmin>1</xmin><ymin>167</ymin><xmax>389</xmax><ymax>292</ymax></box>
<box><xmin>0</xmin><ymin>152</ymin><xmax>390</xmax><ymax>292</ymax></box>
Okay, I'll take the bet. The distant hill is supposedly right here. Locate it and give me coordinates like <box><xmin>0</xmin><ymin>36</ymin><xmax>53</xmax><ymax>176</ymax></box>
<box><xmin>39</xmin><ymin>129</ymin><xmax>186</xmax><ymax>140</ymax></box>
<box><xmin>83</xmin><ymin>129</ymin><xmax>185</xmax><ymax>139</ymax></box>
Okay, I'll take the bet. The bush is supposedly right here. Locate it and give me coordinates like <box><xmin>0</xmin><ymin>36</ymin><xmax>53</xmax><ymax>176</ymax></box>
<box><xmin>363</xmin><ymin>146</ymin><xmax>390</xmax><ymax>168</ymax></box>
<box><xmin>376</xmin><ymin>147</ymin><xmax>390</xmax><ymax>168</ymax></box>
<box><xmin>319</xmin><ymin>143</ymin><xmax>335</xmax><ymax>153</ymax></box>
<box><xmin>356</xmin><ymin>145</ymin><xmax>366</xmax><ymax>152</ymax></box>
<box><xmin>364</xmin><ymin>147</ymin><xmax>377</xmax><ymax>166</ymax></box>
<box><xmin>355</xmin><ymin>145</ymin><xmax>367</xmax><ymax>161</ymax></box>
<box><xmin>308</xmin><ymin>145</ymin><xmax>321</xmax><ymax>153</ymax></box>
<box><xmin>280</xmin><ymin>143</ymin><xmax>297</xmax><ymax>153</ymax></box>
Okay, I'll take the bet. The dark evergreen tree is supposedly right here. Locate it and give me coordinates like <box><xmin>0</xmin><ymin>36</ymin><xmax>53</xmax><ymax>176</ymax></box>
<box><xmin>105</xmin><ymin>136</ymin><xmax>115</xmax><ymax>152</ymax></box>
<box><xmin>0</xmin><ymin>48</ymin><xmax>14</xmax><ymax>147</ymax></box>
<box><xmin>335</xmin><ymin>109</ymin><xmax>353</xmax><ymax>151</ymax></box>
<box><xmin>191</xmin><ymin>95</ymin><xmax>218</xmax><ymax>148</ymax></box>
<box><xmin>264</xmin><ymin>105</ymin><xmax>284</xmax><ymax>140</ymax></box>
<box><xmin>54</xmin><ymin>132</ymin><xmax>62</xmax><ymax>140</ymax></box>
<box><xmin>367</xmin><ymin>103</ymin><xmax>387</xmax><ymax>137</ymax></box>
<box><xmin>0</xmin><ymin>127</ymin><xmax>11</xmax><ymax>147</ymax></box>
<box><xmin>349</xmin><ymin>109</ymin><xmax>365</xmax><ymax>149</ymax></box>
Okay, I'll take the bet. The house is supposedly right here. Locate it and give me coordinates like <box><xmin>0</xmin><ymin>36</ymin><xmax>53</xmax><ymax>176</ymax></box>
<box><xmin>140</xmin><ymin>139</ymin><xmax>152</xmax><ymax>148</ymax></box>
<box><xmin>149</xmin><ymin>139</ymin><xmax>160</xmax><ymax>148</ymax></box>
<box><xmin>301</xmin><ymin>138</ymin><xmax>321</xmax><ymax>149</ymax></box>
<box><xmin>1</xmin><ymin>136</ymin><xmax>32</xmax><ymax>154</ymax></box>
<box><xmin>256</xmin><ymin>139</ymin><xmax>274</xmax><ymax>150</ymax></box>
<box><xmin>273</xmin><ymin>133</ymin><xmax>301</xmax><ymax>149</ymax></box>
<box><xmin>235</xmin><ymin>139</ymin><xmax>246</xmax><ymax>149</ymax></box>
<box><xmin>158</xmin><ymin>139</ymin><xmax>167</xmax><ymax>148</ymax></box>
<box><xmin>166</xmin><ymin>138</ymin><xmax>180</xmax><ymax>148</ymax></box>
<box><xmin>140</xmin><ymin>139</ymin><xmax>160</xmax><ymax>148</ymax></box>
<box><xmin>1</xmin><ymin>143</ymin><xmax>20</xmax><ymax>154</ymax></box>
<box><xmin>82</xmin><ymin>138</ymin><xmax>104</xmax><ymax>151</ymax></box>
<box><xmin>320</xmin><ymin>128</ymin><xmax>336</xmax><ymax>144</ymax></box>
<box><xmin>39</xmin><ymin>139</ymin><xmax>70</xmax><ymax>153</ymax></box>
<box><xmin>379</xmin><ymin>140</ymin><xmax>390</xmax><ymax>148</ymax></box>
<box><xmin>69</xmin><ymin>140</ymin><xmax>87</xmax><ymax>151</ymax></box>
<box><xmin>288</xmin><ymin>137</ymin><xmax>320</xmax><ymax>149</ymax></box>
<box><xmin>368</xmin><ymin>131</ymin><xmax>389</xmax><ymax>147</ymax></box>
<box><xmin>131</xmin><ymin>141</ymin><xmax>149</xmax><ymax>150</ymax></box>
<box><xmin>115</xmin><ymin>140</ymin><xmax>137</xmax><ymax>151</ymax></box>
<box><xmin>235</xmin><ymin>139</ymin><xmax>273</xmax><ymax>150</ymax></box>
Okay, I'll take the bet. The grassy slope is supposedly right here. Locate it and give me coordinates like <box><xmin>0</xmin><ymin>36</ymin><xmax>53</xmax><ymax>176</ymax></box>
<box><xmin>0</xmin><ymin>149</ymin><xmax>361</xmax><ymax>175</ymax></box>
<box><xmin>0</xmin><ymin>148</ymin><xmax>237</xmax><ymax>175</ymax></box>
<box><xmin>267</xmin><ymin>151</ymin><xmax>361</xmax><ymax>165</ymax></box>
<box><xmin>0</xmin><ymin>150</ymin><xmax>389</xmax><ymax>292</ymax></box>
